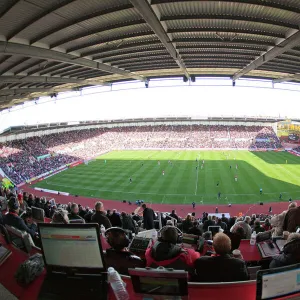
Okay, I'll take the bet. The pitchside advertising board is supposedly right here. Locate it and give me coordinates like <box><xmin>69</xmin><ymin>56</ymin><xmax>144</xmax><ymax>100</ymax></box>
<box><xmin>277</xmin><ymin>120</ymin><xmax>300</xmax><ymax>143</ymax></box>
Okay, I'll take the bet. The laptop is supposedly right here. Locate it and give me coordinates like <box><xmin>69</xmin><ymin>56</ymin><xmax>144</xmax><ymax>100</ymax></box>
<box><xmin>256</xmin><ymin>263</ymin><xmax>300</xmax><ymax>299</ymax></box>
<box><xmin>129</xmin><ymin>267</ymin><xmax>189</xmax><ymax>300</ymax></box>
<box><xmin>31</xmin><ymin>206</ymin><xmax>45</xmax><ymax>223</ymax></box>
<box><xmin>208</xmin><ymin>226</ymin><xmax>221</xmax><ymax>237</ymax></box>
<box><xmin>38</xmin><ymin>223</ymin><xmax>107</xmax><ymax>300</ymax></box>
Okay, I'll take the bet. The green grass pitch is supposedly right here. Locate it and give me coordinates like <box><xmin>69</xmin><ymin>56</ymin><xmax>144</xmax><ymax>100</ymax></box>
<box><xmin>34</xmin><ymin>150</ymin><xmax>300</xmax><ymax>205</ymax></box>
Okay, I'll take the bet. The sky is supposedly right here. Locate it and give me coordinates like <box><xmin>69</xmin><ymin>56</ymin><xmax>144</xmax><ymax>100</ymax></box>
<box><xmin>0</xmin><ymin>78</ymin><xmax>300</xmax><ymax>132</ymax></box>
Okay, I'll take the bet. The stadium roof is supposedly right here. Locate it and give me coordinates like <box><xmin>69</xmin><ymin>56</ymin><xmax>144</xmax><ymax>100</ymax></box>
<box><xmin>1</xmin><ymin>0</ymin><xmax>300</xmax><ymax>109</ymax></box>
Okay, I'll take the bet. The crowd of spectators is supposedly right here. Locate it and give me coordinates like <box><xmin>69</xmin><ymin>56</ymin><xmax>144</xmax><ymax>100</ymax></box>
<box><xmin>1</xmin><ymin>186</ymin><xmax>300</xmax><ymax>283</ymax></box>
<box><xmin>0</xmin><ymin>125</ymin><xmax>282</xmax><ymax>185</ymax></box>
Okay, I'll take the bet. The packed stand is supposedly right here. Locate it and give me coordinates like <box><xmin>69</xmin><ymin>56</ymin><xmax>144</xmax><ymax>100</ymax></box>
<box><xmin>0</xmin><ymin>125</ymin><xmax>282</xmax><ymax>185</ymax></box>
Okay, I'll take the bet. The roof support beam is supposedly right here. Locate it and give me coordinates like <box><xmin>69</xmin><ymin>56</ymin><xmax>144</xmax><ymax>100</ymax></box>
<box><xmin>0</xmin><ymin>76</ymin><xmax>96</xmax><ymax>84</ymax></box>
<box><xmin>161</xmin><ymin>15</ymin><xmax>298</xmax><ymax>29</ymax></box>
<box><xmin>233</xmin><ymin>31</ymin><xmax>300</xmax><ymax>81</ymax></box>
<box><xmin>129</xmin><ymin>0</ymin><xmax>189</xmax><ymax>79</ymax></box>
<box><xmin>151</xmin><ymin>0</ymin><xmax>300</xmax><ymax>14</ymax></box>
<box><xmin>273</xmin><ymin>74</ymin><xmax>300</xmax><ymax>84</ymax></box>
<box><xmin>0</xmin><ymin>0</ymin><xmax>20</xmax><ymax>19</ymax></box>
<box><xmin>0</xmin><ymin>42</ymin><xmax>145</xmax><ymax>81</ymax></box>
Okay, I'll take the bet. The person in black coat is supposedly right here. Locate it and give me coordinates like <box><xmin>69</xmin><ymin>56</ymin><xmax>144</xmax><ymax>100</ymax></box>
<box><xmin>3</xmin><ymin>197</ymin><xmax>37</xmax><ymax>238</ymax></box>
<box><xmin>91</xmin><ymin>202</ymin><xmax>111</xmax><ymax>228</ymax></box>
<box><xmin>109</xmin><ymin>209</ymin><xmax>122</xmax><ymax>227</ymax></box>
<box><xmin>194</xmin><ymin>233</ymin><xmax>249</xmax><ymax>282</ymax></box>
<box><xmin>142</xmin><ymin>204</ymin><xmax>155</xmax><ymax>230</ymax></box>
<box><xmin>188</xmin><ymin>221</ymin><xmax>203</xmax><ymax>236</ymax></box>
<box><xmin>270</xmin><ymin>233</ymin><xmax>300</xmax><ymax>269</ymax></box>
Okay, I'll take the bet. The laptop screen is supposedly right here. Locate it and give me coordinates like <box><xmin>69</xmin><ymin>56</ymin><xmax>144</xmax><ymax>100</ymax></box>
<box><xmin>31</xmin><ymin>206</ymin><xmax>45</xmax><ymax>222</ymax></box>
<box><xmin>39</xmin><ymin>224</ymin><xmax>104</xmax><ymax>270</ymax></box>
<box><xmin>257</xmin><ymin>263</ymin><xmax>300</xmax><ymax>299</ymax></box>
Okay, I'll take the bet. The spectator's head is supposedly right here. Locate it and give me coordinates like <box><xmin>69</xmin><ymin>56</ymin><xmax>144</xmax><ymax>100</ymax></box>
<box><xmin>244</xmin><ymin>216</ymin><xmax>251</xmax><ymax>224</ymax></box>
<box><xmin>235</xmin><ymin>226</ymin><xmax>246</xmax><ymax>239</ymax></box>
<box><xmin>113</xmin><ymin>209</ymin><xmax>117</xmax><ymax>214</ymax></box>
<box><xmin>186</xmin><ymin>214</ymin><xmax>192</xmax><ymax>222</ymax></box>
<box><xmin>172</xmin><ymin>210</ymin><xmax>176</xmax><ymax>214</ymax></box>
<box><xmin>213</xmin><ymin>233</ymin><xmax>231</xmax><ymax>255</ymax></box>
<box><xmin>8</xmin><ymin>197</ymin><xmax>20</xmax><ymax>213</ymax></box>
<box><xmin>23</xmin><ymin>211</ymin><xmax>33</xmax><ymax>224</ymax></box>
<box><xmin>105</xmin><ymin>228</ymin><xmax>130</xmax><ymax>251</ymax></box>
<box><xmin>158</xmin><ymin>226</ymin><xmax>179</xmax><ymax>244</ymax></box>
<box><xmin>121</xmin><ymin>211</ymin><xmax>127</xmax><ymax>217</ymax></box>
<box><xmin>71</xmin><ymin>203</ymin><xmax>79</xmax><ymax>215</ymax></box>
<box><xmin>95</xmin><ymin>201</ymin><xmax>104</xmax><ymax>212</ymax></box>
<box><xmin>222</xmin><ymin>213</ymin><xmax>225</xmax><ymax>218</ymax></box>
<box><xmin>289</xmin><ymin>202</ymin><xmax>297</xmax><ymax>210</ymax></box>
<box><xmin>142</xmin><ymin>204</ymin><xmax>147</xmax><ymax>210</ymax></box>
<box><xmin>191</xmin><ymin>212</ymin><xmax>195</xmax><ymax>217</ymax></box>
<box><xmin>203</xmin><ymin>231</ymin><xmax>212</xmax><ymax>241</ymax></box>
<box><xmin>192</xmin><ymin>221</ymin><xmax>198</xmax><ymax>227</ymax></box>
<box><xmin>265</xmin><ymin>218</ymin><xmax>270</xmax><ymax>225</ymax></box>
<box><xmin>52</xmin><ymin>209</ymin><xmax>69</xmax><ymax>224</ymax></box>
<box><xmin>254</xmin><ymin>220</ymin><xmax>261</xmax><ymax>227</ymax></box>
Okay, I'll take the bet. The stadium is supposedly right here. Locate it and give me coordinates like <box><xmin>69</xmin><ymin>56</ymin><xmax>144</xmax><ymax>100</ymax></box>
<box><xmin>0</xmin><ymin>1</ymin><xmax>300</xmax><ymax>299</ymax></box>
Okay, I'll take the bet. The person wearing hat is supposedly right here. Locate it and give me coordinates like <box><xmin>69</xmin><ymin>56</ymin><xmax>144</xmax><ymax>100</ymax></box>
<box><xmin>103</xmin><ymin>227</ymin><xmax>144</xmax><ymax>275</ymax></box>
<box><xmin>3</xmin><ymin>197</ymin><xmax>37</xmax><ymax>237</ymax></box>
<box><xmin>145</xmin><ymin>225</ymin><xmax>200</xmax><ymax>276</ymax></box>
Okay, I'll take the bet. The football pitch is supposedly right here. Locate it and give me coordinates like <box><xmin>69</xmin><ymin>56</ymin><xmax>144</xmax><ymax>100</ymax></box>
<box><xmin>34</xmin><ymin>150</ymin><xmax>300</xmax><ymax>205</ymax></box>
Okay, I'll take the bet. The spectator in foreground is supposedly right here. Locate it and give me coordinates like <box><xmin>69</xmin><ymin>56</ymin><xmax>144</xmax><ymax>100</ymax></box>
<box><xmin>262</xmin><ymin>218</ymin><xmax>272</xmax><ymax>231</ymax></box>
<box><xmin>142</xmin><ymin>204</ymin><xmax>155</xmax><ymax>230</ymax></box>
<box><xmin>194</xmin><ymin>233</ymin><xmax>249</xmax><ymax>282</ymax></box>
<box><xmin>230</xmin><ymin>216</ymin><xmax>252</xmax><ymax>239</ymax></box>
<box><xmin>104</xmin><ymin>227</ymin><xmax>144</xmax><ymax>275</ymax></box>
<box><xmin>91</xmin><ymin>201</ymin><xmax>111</xmax><ymax>229</ymax></box>
<box><xmin>109</xmin><ymin>209</ymin><xmax>122</xmax><ymax>227</ymax></box>
<box><xmin>145</xmin><ymin>225</ymin><xmax>200</xmax><ymax>275</ymax></box>
<box><xmin>188</xmin><ymin>221</ymin><xmax>203</xmax><ymax>236</ymax></box>
<box><xmin>121</xmin><ymin>212</ymin><xmax>137</xmax><ymax>234</ymax></box>
<box><xmin>51</xmin><ymin>209</ymin><xmax>69</xmax><ymax>224</ymax></box>
<box><xmin>182</xmin><ymin>214</ymin><xmax>193</xmax><ymax>233</ymax></box>
<box><xmin>283</xmin><ymin>204</ymin><xmax>300</xmax><ymax>233</ymax></box>
<box><xmin>68</xmin><ymin>203</ymin><xmax>85</xmax><ymax>222</ymax></box>
<box><xmin>252</xmin><ymin>220</ymin><xmax>265</xmax><ymax>233</ymax></box>
<box><xmin>3</xmin><ymin>197</ymin><xmax>37</xmax><ymax>238</ymax></box>
<box><xmin>170</xmin><ymin>209</ymin><xmax>179</xmax><ymax>222</ymax></box>
<box><xmin>271</xmin><ymin>202</ymin><xmax>297</xmax><ymax>237</ymax></box>
<box><xmin>270</xmin><ymin>233</ymin><xmax>300</xmax><ymax>269</ymax></box>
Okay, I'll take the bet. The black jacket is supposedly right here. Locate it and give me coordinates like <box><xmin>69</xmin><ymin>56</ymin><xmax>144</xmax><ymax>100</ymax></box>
<box><xmin>121</xmin><ymin>214</ymin><xmax>136</xmax><ymax>233</ymax></box>
<box><xmin>143</xmin><ymin>207</ymin><xmax>155</xmax><ymax>230</ymax></box>
<box><xmin>68</xmin><ymin>212</ymin><xmax>85</xmax><ymax>222</ymax></box>
<box><xmin>270</xmin><ymin>239</ymin><xmax>300</xmax><ymax>269</ymax></box>
<box><xmin>104</xmin><ymin>248</ymin><xmax>145</xmax><ymax>275</ymax></box>
<box><xmin>203</xmin><ymin>220</ymin><xmax>215</xmax><ymax>232</ymax></box>
<box><xmin>91</xmin><ymin>211</ymin><xmax>111</xmax><ymax>228</ymax></box>
<box><xmin>109</xmin><ymin>212</ymin><xmax>122</xmax><ymax>227</ymax></box>
<box><xmin>194</xmin><ymin>254</ymin><xmax>249</xmax><ymax>282</ymax></box>
<box><xmin>3</xmin><ymin>212</ymin><xmax>36</xmax><ymax>237</ymax></box>
<box><xmin>188</xmin><ymin>226</ymin><xmax>203</xmax><ymax>236</ymax></box>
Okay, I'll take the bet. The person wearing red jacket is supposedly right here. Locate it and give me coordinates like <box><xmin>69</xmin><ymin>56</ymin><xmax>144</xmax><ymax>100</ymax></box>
<box><xmin>145</xmin><ymin>225</ymin><xmax>200</xmax><ymax>276</ymax></box>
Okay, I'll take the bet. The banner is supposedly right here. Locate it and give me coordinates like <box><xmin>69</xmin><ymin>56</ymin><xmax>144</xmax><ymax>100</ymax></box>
<box><xmin>37</xmin><ymin>154</ymin><xmax>51</xmax><ymax>161</ymax></box>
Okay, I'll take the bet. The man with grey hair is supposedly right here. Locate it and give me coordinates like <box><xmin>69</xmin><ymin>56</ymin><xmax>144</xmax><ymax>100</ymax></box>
<box><xmin>91</xmin><ymin>201</ymin><xmax>111</xmax><ymax>228</ymax></box>
<box><xmin>194</xmin><ymin>233</ymin><xmax>249</xmax><ymax>282</ymax></box>
<box><xmin>230</xmin><ymin>216</ymin><xmax>252</xmax><ymax>239</ymax></box>
<box><xmin>270</xmin><ymin>233</ymin><xmax>300</xmax><ymax>269</ymax></box>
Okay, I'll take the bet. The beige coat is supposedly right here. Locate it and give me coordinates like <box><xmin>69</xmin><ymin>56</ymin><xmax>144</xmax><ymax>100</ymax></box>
<box><xmin>271</xmin><ymin>211</ymin><xmax>287</xmax><ymax>237</ymax></box>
